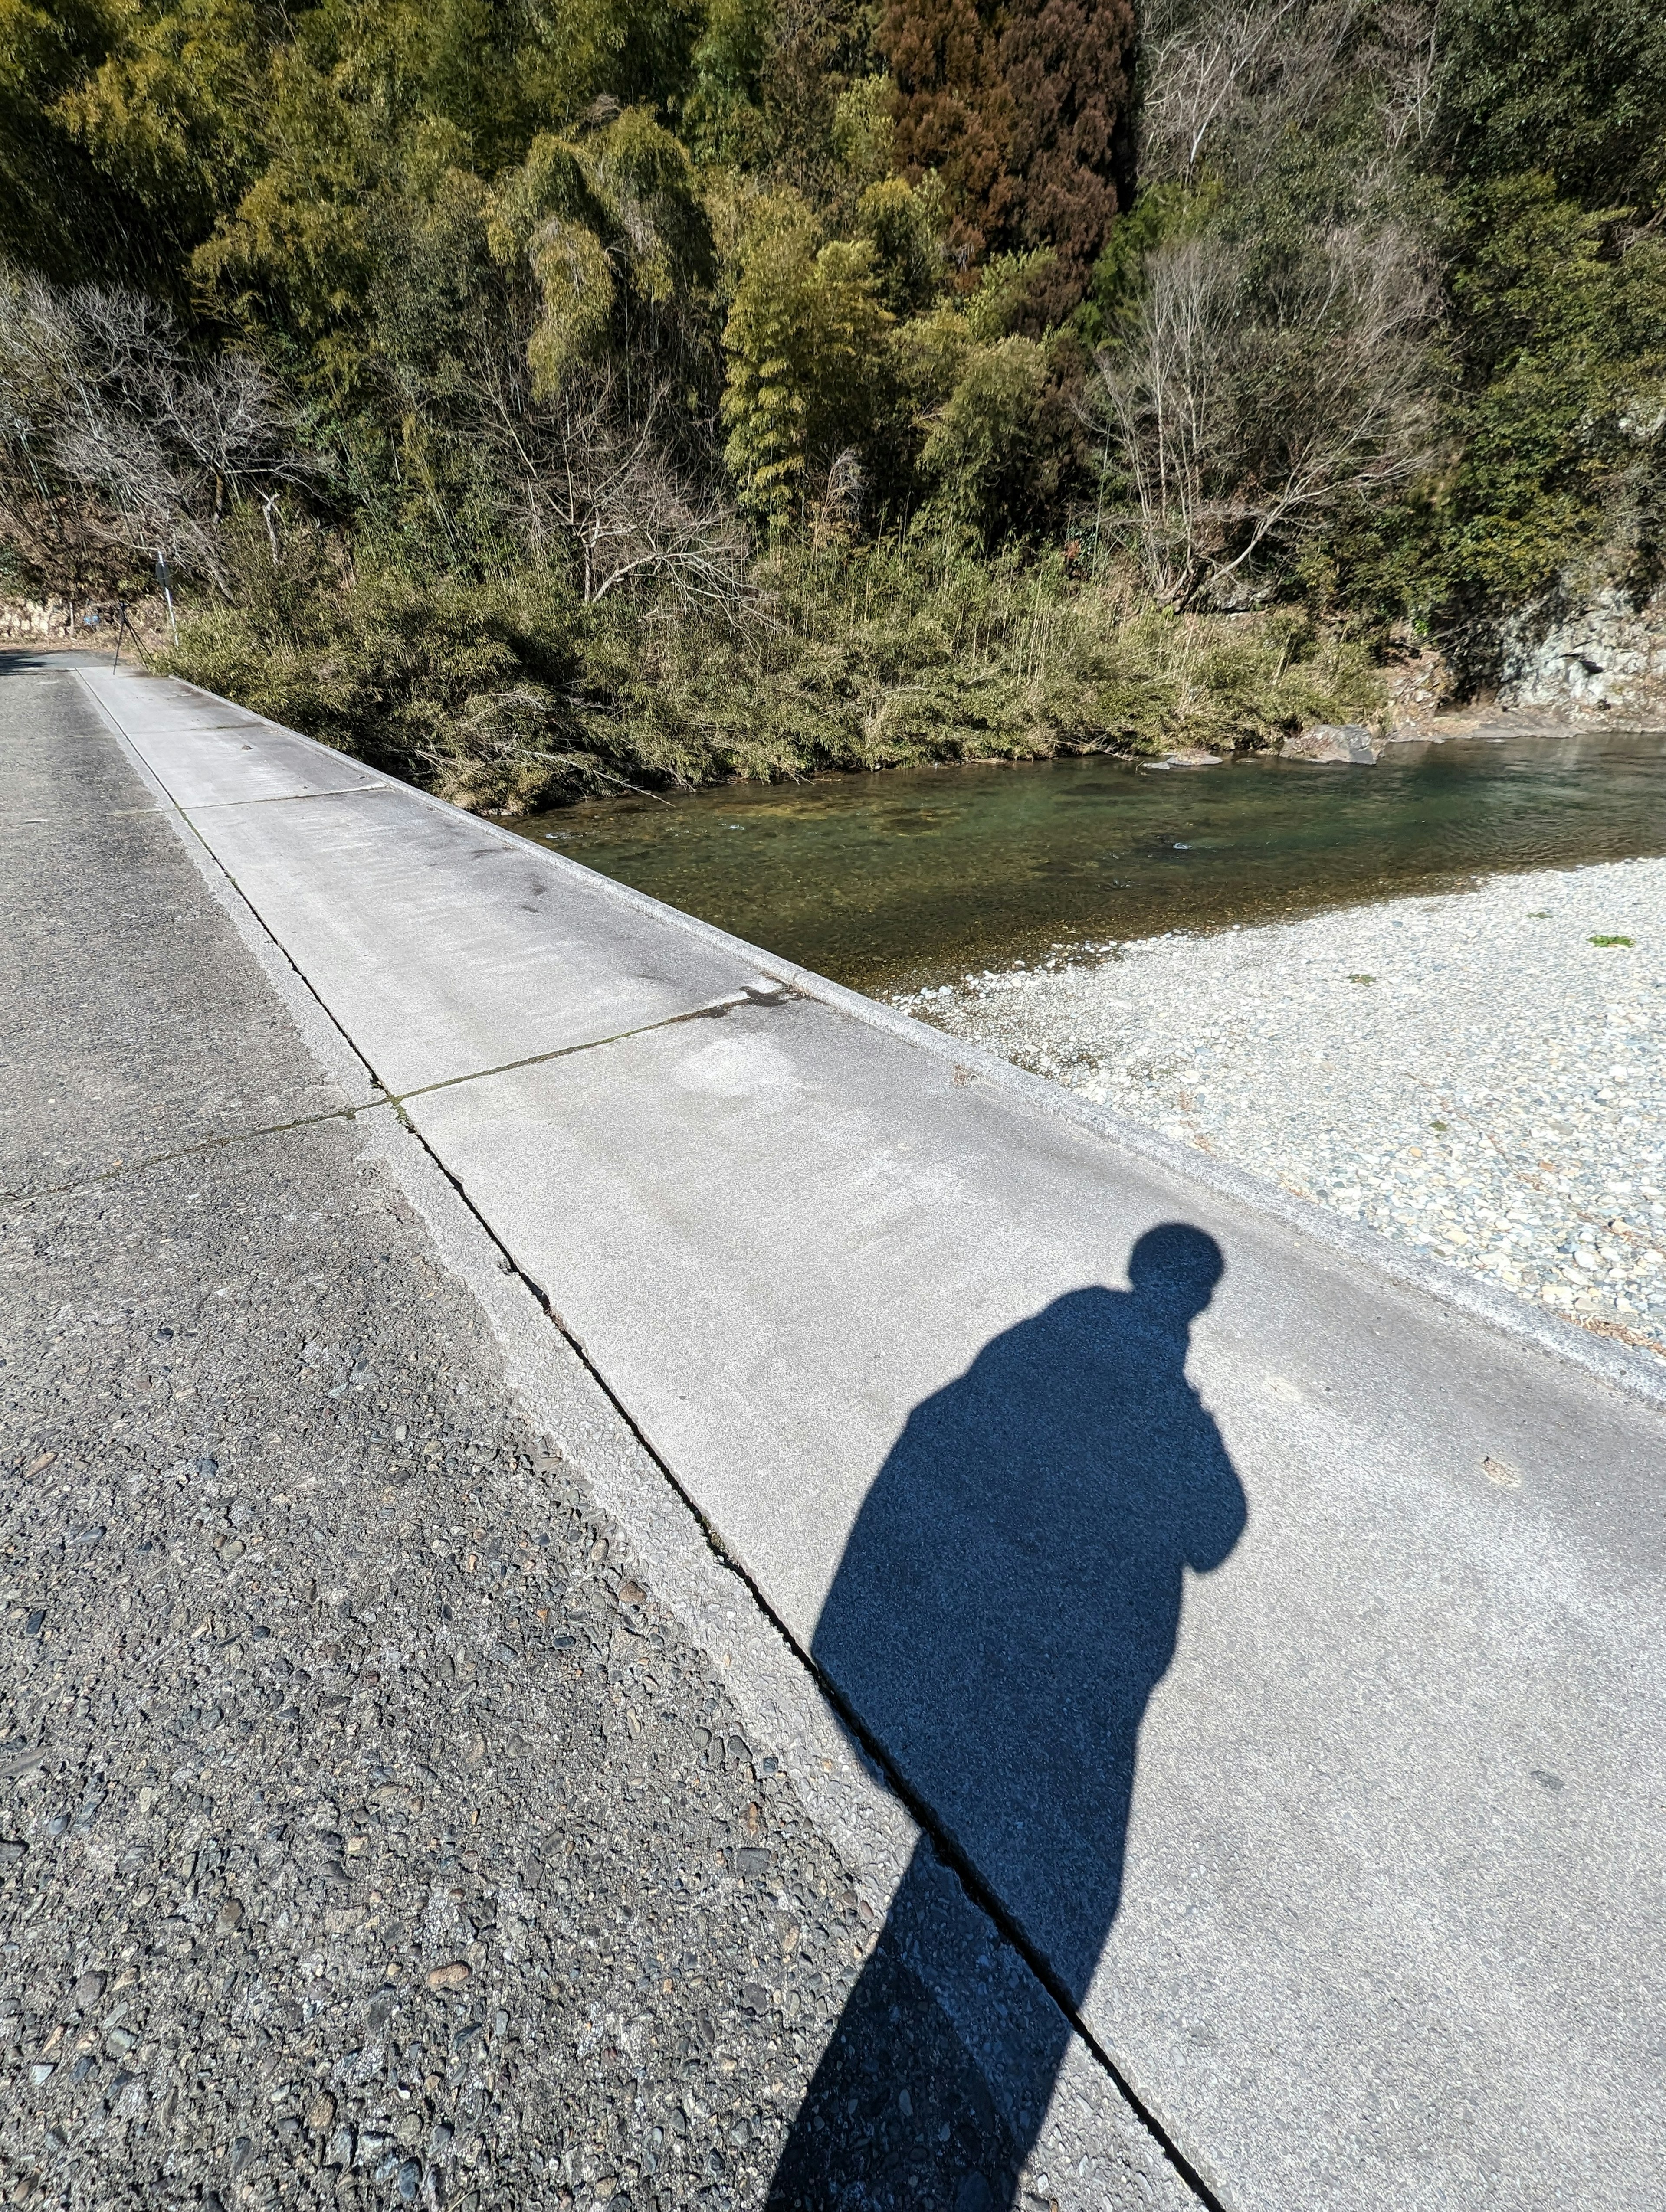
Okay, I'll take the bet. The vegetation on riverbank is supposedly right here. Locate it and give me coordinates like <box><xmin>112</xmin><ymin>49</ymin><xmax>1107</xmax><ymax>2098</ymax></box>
<box><xmin>171</xmin><ymin>529</ymin><xmax>1383</xmax><ymax>809</ymax></box>
<box><xmin>3</xmin><ymin>1</ymin><xmax>1665</xmax><ymax>804</ymax></box>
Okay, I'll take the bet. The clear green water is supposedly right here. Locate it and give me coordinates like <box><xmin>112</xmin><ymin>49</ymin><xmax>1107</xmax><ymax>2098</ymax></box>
<box><xmin>511</xmin><ymin>730</ymin><xmax>1666</xmax><ymax>995</ymax></box>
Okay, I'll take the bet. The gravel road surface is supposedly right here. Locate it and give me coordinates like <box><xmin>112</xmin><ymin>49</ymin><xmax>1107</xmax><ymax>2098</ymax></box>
<box><xmin>0</xmin><ymin>658</ymin><xmax>1031</xmax><ymax>2211</ymax></box>
<box><xmin>899</xmin><ymin>858</ymin><xmax>1666</xmax><ymax>1353</ymax></box>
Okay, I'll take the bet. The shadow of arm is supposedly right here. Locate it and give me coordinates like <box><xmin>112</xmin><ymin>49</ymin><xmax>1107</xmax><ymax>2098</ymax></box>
<box><xmin>1183</xmin><ymin>1417</ymin><xmax>1248</xmax><ymax>1577</ymax></box>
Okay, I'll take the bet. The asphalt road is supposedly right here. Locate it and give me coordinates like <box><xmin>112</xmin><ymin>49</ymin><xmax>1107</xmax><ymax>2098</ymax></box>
<box><xmin>0</xmin><ymin>658</ymin><xmax>1114</xmax><ymax>2212</ymax></box>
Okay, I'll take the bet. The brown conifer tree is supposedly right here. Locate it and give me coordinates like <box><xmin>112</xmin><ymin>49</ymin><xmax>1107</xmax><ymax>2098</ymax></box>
<box><xmin>877</xmin><ymin>0</ymin><xmax>1014</xmax><ymax>279</ymax></box>
<box><xmin>1000</xmin><ymin>0</ymin><xmax>1135</xmax><ymax>317</ymax></box>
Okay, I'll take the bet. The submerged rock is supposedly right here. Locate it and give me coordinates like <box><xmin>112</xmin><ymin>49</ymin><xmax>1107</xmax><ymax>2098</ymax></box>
<box><xmin>1143</xmin><ymin>748</ymin><xmax>1223</xmax><ymax>771</ymax></box>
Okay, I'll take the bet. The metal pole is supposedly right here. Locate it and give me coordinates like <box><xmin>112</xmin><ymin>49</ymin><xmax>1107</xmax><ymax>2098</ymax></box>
<box><xmin>157</xmin><ymin>551</ymin><xmax>178</xmax><ymax>641</ymax></box>
<box><xmin>112</xmin><ymin>601</ymin><xmax>128</xmax><ymax>671</ymax></box>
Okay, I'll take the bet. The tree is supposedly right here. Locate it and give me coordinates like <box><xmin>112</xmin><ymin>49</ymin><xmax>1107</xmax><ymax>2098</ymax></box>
<box><xmin>999</xmin><ymin>0</ymin><xmax>1135</xmax><ymax>320</ymax></box>
<box><xmin>0</xmin><ymin>0</ymin><xmax>268</xmax><ymax>291</ymax></box>
<box><xmin>876</xmin><ymin>0</ymin><xmax>1013</xmax><ymax>277</ymax></box>
<box><xmin>47</xmin><ymin>0</ymin><xmax>268</xmax><ymax>262</ymax></box>
<box><xmin>1095</xmin><ymin>222</ymin><xmax>1435</xmax><ymax>603</ymax></box>
<box><xmin>530</xmin><ymin>375</ymin><xmax>749</xmax><ymax>609</ymax></box>
<box><xmin>0</xmin><ymin>268</ymin><xmax>305</xmax><ymax>595</ymax></box>
<box><xmin>1436</xmin><ymin>0</ymin><xmax>1666</xmax><ymax>208</ymax></box>
<box><xmin>1136</xmin><ymin>0</ymin><xmax>1311</xmax><ymax>191</ymax></box>
<box><xmin>720</xmin><ymin>198</ymin><xmax>892</xmax><ymax>521</ymax></box>
<box><xmin>855</xmin><ymin>173</ymin><xmax>945</xmax><ymax>314</ymax></box>
<box><xmin>919</xmin><ymin>332</ymin><xmax>1074</xmax><ymax>539</ymax></box>
<box><xmin>487</xmin><ymin>110</ymin><xmax>712</xmax><ymax>400</ymax></box>
<box><xmin>686</xmin><ymin>0</ymin><xmax>874</xmax><ymax>197</ymax></box>
<box><xmin>685</xmin><ymin>0</ymin><xmax>774</xmax><ymax>168</ymax></box>
<box><xmin>1439</xmin><ymin>175</ymin><xmax>1666</xmax><ymax>606</ymax></box>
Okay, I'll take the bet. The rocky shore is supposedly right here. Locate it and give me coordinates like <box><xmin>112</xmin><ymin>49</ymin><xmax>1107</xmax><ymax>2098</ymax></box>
<box><xmin>899</xmin><ymin>859</ymin><xmax>1666</xmax><ymax>1351</ymax></box>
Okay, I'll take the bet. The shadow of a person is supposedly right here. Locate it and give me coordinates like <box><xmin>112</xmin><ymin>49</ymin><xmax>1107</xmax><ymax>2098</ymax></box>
<box><xmin>769</xmin><ymin>1224</ymin><xmax>1246</xmax><ymax>2209</ymax></box>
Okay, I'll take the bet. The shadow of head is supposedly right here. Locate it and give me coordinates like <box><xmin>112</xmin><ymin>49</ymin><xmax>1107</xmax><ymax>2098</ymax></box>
<box><xmin>1126</xmin><ymin>1221</ymin><xmax>1225</xmax><ymax>1333</ymax></box>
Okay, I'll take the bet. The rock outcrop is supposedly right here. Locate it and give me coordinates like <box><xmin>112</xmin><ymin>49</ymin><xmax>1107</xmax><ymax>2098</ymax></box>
<box><xmin>1498</xmin><ymin>586</ymin><xmax>1666</xmax><ymax>720</ymax></box>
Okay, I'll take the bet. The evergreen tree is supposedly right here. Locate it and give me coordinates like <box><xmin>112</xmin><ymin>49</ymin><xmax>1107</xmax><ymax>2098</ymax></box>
<box><xmin>1436</xmin><ymin>0</ymin><xmax>1666</xmax><ymax>207</ymax></box>
<box><xmin>876</xmin><ymin>0</ymin><xmax>1013</xmax><ymax>277</ymax></box>
<box><xmin>999</xmin><ymin>0</ymin><xmax>1133</xmax><ymax>320</ymax></box>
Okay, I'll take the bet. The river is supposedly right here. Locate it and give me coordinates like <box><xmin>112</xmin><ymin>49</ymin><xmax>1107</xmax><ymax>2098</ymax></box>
<box><xmin>510</xmin><ymin>728</ymin><xmax>1666</xmax><ymax>995</ymax></box>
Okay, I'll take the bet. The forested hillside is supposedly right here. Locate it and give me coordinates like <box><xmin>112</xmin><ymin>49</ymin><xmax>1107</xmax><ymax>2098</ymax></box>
<box><xmin>4</xmin><ymin>0</ymin><xmax>1666</xmax><ymax>806</ymax></box>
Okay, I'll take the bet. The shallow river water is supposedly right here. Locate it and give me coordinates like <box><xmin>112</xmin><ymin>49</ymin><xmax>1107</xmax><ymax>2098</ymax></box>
<box><xmin>512</xmin><ymin>728</ymin><xmax>1666</xmax><ymax>995</ymax></box>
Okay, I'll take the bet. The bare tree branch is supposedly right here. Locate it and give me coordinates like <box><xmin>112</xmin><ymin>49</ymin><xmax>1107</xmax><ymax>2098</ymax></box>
<box><xmin>1138</xmin><ymin>1</ymin><xmax>1438</xmax><ymax>184</ymax></box>
<box><xmin>0</xmin><ymin>271</ymin><xmax>310</xmax><ymax>596</ymax></box>
<box><xmin>1377</xmin><ymin>4</ymin><xmax>1441</xmax><ymax>154</ymax></box>
<box><xmin>1094</xmin><ymin>222</ymin><xmax>1436</xmax><ymax>603</ymax></box>
<box><xmin>508</xmin><ymin>371</ymin><xmax>752</xmax><ymax>615</ymax></box>
<box><xmin>1139</xmin><ymin>0</ymin><xmax>1326</xmax><ymax>186</ymax></box>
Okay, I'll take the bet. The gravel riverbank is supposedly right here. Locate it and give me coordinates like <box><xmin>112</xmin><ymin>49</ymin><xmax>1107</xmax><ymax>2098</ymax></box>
<box><xmin>898</xmin><ymin>858</ymin><xmax>1666</xmax><ymax>1351</ymax></box>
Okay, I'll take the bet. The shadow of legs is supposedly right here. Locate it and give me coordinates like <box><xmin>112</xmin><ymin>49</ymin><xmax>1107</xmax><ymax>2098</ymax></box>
<box><xmin>768</xmin><ymin>1845</ymin><xmax>1069</xmax><ymax>2211</ymax></box>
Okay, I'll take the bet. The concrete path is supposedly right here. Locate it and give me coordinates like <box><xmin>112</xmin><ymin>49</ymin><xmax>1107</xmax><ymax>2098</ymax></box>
<box><xmin>5</xmin><ymin>652</ymin><xmax>1170</xmax><ymax>2212</ymax></box>
<box><xmin>69</xmin><ymin>668</ymin><xmax>1666</xmax><ymax>2209</ymax></box>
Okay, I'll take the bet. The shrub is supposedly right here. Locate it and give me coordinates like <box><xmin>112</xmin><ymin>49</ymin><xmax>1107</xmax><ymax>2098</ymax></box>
<box><xmin>163</xmin><ymin>525</ymin><xmax>1386</xmax><ymax>808</ymax></box>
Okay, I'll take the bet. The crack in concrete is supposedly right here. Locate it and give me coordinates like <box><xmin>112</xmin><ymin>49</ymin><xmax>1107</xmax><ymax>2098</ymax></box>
<box><xmin>4</xmin><ymin>989</ymin><xmax>803</xmax><ymax>1209</ymax></box>
<box><xmin>0</xmin><ymin>1096</ymin><xmax>395</xmax><ymax>1207</ymax></box>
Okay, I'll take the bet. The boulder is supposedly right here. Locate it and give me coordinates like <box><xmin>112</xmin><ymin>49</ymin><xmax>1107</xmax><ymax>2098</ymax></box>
<box><xmin>1283</xmin><ymin>723</ymin><xmax>1380</xmax><ymax>764</ymax></box>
